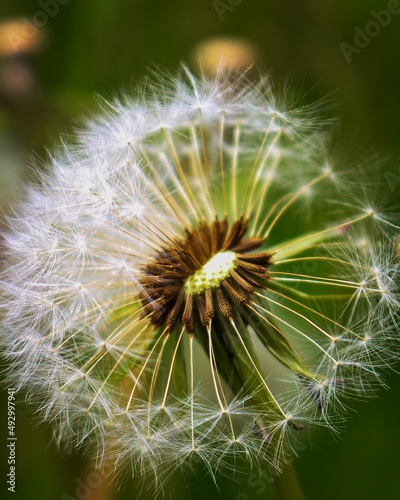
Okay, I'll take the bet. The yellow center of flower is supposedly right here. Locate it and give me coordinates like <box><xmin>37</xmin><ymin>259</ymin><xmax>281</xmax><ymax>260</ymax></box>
<box><xmin>185</xmin><ymin>251</ymin><xmax>237</xmax><ymax>295</ymax></box>
<box><xmin>140</xmin><ymin>216</ymin><xmax>272</xmax><ymax>333</ymax></box>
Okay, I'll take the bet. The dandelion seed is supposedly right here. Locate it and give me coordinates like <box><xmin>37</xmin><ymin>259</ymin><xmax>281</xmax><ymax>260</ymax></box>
<box><xmin>1</xmin><ymin>67</ymin><xmax>399</xmax><ymax>487</ymax></box>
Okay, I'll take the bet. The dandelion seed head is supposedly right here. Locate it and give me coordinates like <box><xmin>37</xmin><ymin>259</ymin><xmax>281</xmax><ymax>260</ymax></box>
<box><xmin>1</xmin><ymin>66</ymin><xmax>399</xmax><ymax>486</ymax></box>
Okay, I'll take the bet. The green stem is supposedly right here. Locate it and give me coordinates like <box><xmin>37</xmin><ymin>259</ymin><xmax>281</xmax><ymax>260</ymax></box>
<box><xmin>274</xmin><ymin>462</ymin><xmax>305</xmax><ymax>500</ymax></box>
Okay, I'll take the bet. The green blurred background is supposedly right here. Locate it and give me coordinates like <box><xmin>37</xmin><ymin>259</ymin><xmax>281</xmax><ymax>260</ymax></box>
<box><xmin>1</xmin><ymin>1</ymin><xmax>399</xmax><ymax>499</ymax></box>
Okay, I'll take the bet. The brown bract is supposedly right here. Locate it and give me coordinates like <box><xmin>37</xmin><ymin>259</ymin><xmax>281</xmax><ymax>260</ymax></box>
<box><xmin>139</xmin><ymin>216</ymin><xmax>272</xmax><ymax>333</ymax></box>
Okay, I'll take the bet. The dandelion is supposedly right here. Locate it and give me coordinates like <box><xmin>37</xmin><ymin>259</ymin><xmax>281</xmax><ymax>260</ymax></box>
<box><xmin>1</xmin><ymin>67</ymin><xmax>399</xmax><ymax>489</ymax></box>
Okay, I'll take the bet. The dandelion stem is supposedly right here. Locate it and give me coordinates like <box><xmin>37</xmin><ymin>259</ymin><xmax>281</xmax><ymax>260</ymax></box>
<box><xmin>230</xmin><ymin>123</ymin><xmax>241</xmax><ymax>219</ymax></box>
